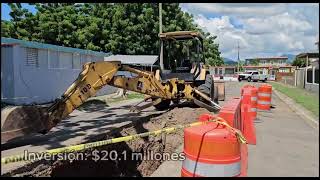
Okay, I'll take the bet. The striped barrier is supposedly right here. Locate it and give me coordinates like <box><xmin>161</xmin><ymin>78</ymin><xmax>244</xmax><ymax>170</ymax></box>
<box><xmin>181</xmin><ymin>114</ymin><xmax>247</xmax><ymax>177</ymax></box>
<box><xmin>181</xmin><ymin>93</ymin><xmax>251</xmax><ymax>177</ymax></box>
<box><xmin>241</xmin><ymin>85</ymin><xmax>258</xmax><ymax>121</ymax></box>
<box><xmin>217</xmin><ymin>98</ymin><xmax>242</xmax><ymax>132</ymax></box>
<box><xmin>257</xmin><ymin>84</ymin><xmax>272</xmax><ymax>111</ymax></box>
<box><xmin>241</xmin><ymin>104</ymin><xmax>257</xmax><ymax>145</ymax></box>
<box><xmin>240</xmin><ymin>85</ymin><xmax>258</xmax><ymax>145</ymax></box>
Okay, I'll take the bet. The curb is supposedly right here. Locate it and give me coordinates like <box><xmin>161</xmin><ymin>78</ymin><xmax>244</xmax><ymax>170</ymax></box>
<box><xmin>273</xmin><ymin>89</ymin><xmax>319</xmax><ymax>129</ymax></box>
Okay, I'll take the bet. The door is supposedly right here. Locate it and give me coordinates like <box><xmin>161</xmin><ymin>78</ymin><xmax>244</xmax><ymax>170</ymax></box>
<box><xmin>269</xmin><ymin>70</ymin><xmax>277</xmax><ymax>80</ymax></box>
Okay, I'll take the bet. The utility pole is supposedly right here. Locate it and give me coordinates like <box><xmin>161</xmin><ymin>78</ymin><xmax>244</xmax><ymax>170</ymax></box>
<box><xmin>237</xmin><ymin>41</ymin><xmax>240</xmax><ymax>73</ymax></box>
<box><xmin>159</xmin><ymin>3</ymin><xmax>164</xmax><ymax>70</ymax></box>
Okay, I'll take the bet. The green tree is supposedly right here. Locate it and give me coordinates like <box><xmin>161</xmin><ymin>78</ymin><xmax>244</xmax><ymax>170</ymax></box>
<box><xmin>292</xmin><ymin>57</ymin><xmax>306</xmax><ymax>67</ymax></box>
<box><xmin>250</xmin><ymin>58</ymin><xmax>259</xmax><ymax>66</ymax></box>
<box><xmin>2</xmin><ymin>3</ymin><xmax>223</xmax><ymax>66</ymax></box>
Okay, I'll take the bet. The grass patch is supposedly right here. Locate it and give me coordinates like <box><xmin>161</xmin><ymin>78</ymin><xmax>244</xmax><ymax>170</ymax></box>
<box><xmin>270</xmin><ymin>82</ymin><xmax>319</xmax><ymax>117</ymax></box>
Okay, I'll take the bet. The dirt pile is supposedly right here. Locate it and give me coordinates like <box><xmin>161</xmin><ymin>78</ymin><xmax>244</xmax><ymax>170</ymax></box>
<box><xmin>3</xmin><ymin>107</ymin><xmax>211</xmax><ymax>177</ymax></box>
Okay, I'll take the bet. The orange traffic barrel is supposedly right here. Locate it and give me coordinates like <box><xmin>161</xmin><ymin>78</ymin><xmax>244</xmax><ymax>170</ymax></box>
<box><xmin>181</xmin><ymin>116</ymin><xmax>242</xmax><ymax>177</ymax></box>
<box><xmin>241</xmin><ymin>104</ymin><xmax>256</xmax><ymax>145</ymax></box>
<box><xmin>241</xmin><ymin>84</ymin><xmax>256</xmax><ymax>95</ymax></box>
<box><xmin>257</xmin><ymin>84</ymin><xmax>272</xmax><ymax>111</ymax></box>
<box><xmin>241</xmin><ymin>86</ymin><xmax>258</xmax><ymax>120</ymax></box>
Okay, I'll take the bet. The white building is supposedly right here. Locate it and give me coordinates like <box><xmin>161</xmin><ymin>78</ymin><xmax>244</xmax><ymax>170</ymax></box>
<box><xmin>1</xmin><ymin>37</ymin><xmax>117</xmax><ymax>105</ymax></box>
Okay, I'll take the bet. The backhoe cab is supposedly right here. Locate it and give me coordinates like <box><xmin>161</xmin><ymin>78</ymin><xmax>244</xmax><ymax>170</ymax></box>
<box><xmin>159</xmin><ymin>31</ymin><xmax>207</xmax><ymax>82</ymax></box>
<box><xmin>155</xmin><ymin>31</ymin><xmax>218</xmax><ymax>109</ymax></box>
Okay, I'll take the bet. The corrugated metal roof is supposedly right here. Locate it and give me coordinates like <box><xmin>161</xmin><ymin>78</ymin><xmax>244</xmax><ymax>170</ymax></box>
<box><xmin>104</xmin><ymin>55</ymin><xmax>158</xmax><ymax>66</ymax></box>
<box><xmin>1</xmin><ymin>37</ymin><xmax>111</xmax><ymax>57</ymax></box>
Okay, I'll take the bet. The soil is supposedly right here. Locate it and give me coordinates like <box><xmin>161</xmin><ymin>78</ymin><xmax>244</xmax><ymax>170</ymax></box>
<box><xmin>2</xmin><ymin>107</ymin><xmax>211</xmax><ymax>177</ymax></box>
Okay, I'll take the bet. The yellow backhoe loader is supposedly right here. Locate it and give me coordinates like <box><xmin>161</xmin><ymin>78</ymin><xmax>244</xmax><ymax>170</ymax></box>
<box><xmin>1</xmin><ymin>31</ymin><xmax>225</xmax><ymax>143</ymax></box>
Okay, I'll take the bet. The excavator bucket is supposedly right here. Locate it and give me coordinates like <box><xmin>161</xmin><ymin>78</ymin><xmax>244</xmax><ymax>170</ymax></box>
<box><xmin>1</xmin><ymin>106</ymin><xmax>49</xmax><ymax>143</ymax></box>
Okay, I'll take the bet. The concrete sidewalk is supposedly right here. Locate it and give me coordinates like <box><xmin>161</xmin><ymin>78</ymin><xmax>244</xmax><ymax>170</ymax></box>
<box><xmin>151</xmin><ymin>82</ymin><xmax>319</xmax><ymax>177</ymax></box>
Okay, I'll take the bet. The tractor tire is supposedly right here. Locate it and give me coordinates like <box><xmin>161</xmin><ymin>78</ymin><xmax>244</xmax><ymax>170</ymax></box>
<box><xmin>198</xmin><ymin>75</ymin><xmax>218</xmax><ymax>104</ymax></box>
<box><xmin>153</xmin><ymin>99</ymin><xmax>171</xmax><ymax>110</ymax></box>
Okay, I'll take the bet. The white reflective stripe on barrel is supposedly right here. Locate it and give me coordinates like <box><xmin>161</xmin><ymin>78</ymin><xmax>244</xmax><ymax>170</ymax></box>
<box><xmin>182</xmin><ymin>157</ymin><xmax>241</xmax><ymax>177</ymax></box>
<box><xmin>251</xmin><ymin>108</ymin><xmax>257</xmax><ymax>112</ymax></box>
<box><xmin>258</xmin><ymin>93</ymin><xmax>271</xmax><ymax>97</ymax></box>
<box><xmin>251</xmin><ymin>97</ymin><xmax>257</xmax><ymax>101</ymax></box>
<box><xmin>257</xmin><ymin>101</ymin><xmax>270</xmax><ymax>105</ymax></box>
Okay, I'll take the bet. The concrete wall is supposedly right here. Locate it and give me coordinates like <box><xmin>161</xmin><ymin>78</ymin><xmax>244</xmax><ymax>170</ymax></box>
<box><xmin>295</xmin><ymin>68</ymin><xmax>305</xmax><ymax>88</ymax></box>
<box><xmin>279</xmin><ymin>76</ymin><xmax>295</xmax><ymax>86</ymax></box>
<box><xmin>305</xmin><ymin>83</ymin><xmax>319</xmax><ymax>94</ymax></box>
<box><xmin>1</xmin><ymin>45</ymin><xmax>117</xmax><ymax>105</ymax></box>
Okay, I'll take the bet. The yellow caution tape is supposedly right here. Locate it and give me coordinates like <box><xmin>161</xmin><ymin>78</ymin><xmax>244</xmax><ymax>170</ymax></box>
<box><xmin>211</xmin><ymin>117</ymin><xmax>247</xmax><ymax>144</ymax></box>
<box><xmin>1</xmin><ymin>116</ymin><xmax>246</xmax><ymax>164</ymax></box>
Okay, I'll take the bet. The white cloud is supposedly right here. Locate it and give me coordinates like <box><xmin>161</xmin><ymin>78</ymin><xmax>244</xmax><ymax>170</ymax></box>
<box><xmin>181</xmin><ymin>3</ymin><xmax>319</xmax><ymax>60</ymax></box>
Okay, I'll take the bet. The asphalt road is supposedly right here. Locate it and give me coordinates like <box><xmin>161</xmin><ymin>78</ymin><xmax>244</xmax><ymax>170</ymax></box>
<box><xmin>1</xmin><ymin>98</ymin><xmax>164</xmax><ymax>175</ymax></box>
<box><xmin>151</xmin><ymin>81</ymin><xmax>319</xmax><ymax>177</ymax></box>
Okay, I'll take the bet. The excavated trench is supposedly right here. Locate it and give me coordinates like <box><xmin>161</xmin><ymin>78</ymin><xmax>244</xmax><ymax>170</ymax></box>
<box><xmin>3</xmin><ymin>107</ymin><xmax>211</xmax><ymax>177</ymax></box>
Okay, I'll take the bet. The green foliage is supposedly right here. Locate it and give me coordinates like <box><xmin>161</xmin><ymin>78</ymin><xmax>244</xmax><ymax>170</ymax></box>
<box><xmin>236</xmin><ymin>60</ymin><xmax>245</xmax><ymax>72</ymax></box>
<box><xmin>2</xmin><ymin>3</ymin><xmax>222</xmax><ymax>65</ymax></box>
<box><xmin>250</xmin><ymin>58</ymin><xmax>259</xmax><ymax>66</ymax></box>
<box><xmin>292</xmin><ymin>57</ymin><xmax>306</xmax><ymax>67</ymax></box>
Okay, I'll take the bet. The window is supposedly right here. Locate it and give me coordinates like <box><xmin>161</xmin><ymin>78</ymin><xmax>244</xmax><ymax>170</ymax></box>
<box><xmin>252</xmin><ymin>72</ymin><xmax>259</xmax><ymax>75</ymax></box>
<box><xmin>49</xmin><ymin>50</ymin><xmax>59</xmax><ymax>69</ymax></box>
<box><xmin>72</xmin><ymin>53</ymin><xmax>81</xmax><ymax>69</ymax></box>
<box><xmin>26</xmin><ymin>48</ymin><xmax>39</xmax><ymax>67</ymax></box>
<box><xmin>225</xmin><ymin>68</ymin><xmax>234</xmax><ymax>74</ymax></box>
<box><xmin>315</xmin><ymin>68</ymin><xmax>319</xmax><ymax>84</ymax></box>
<box><xmin>307</xmin><ymin>68</ymin><xmax>313</xmax><ymax>83</ymax></box>
<box><xmin>215</xmin><ymin>68</ymin><xmax>218</xmax><ymax>74</ymax></box>
<box><xmin>219</xmin><ymin>68</ymin><xmax>223</xmax><ymax>75</ymax></box>
<box><xmin>260</xmin><ymin>60</ymin><xmax>266</xmax><ymax>64</ymax></box>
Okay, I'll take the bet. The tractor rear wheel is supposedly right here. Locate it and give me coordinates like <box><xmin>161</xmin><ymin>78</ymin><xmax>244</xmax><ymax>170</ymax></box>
<box><xmin>197</xmin><ymin>74</ymin><xmax>218</xmax><ymax>104</ymax></box>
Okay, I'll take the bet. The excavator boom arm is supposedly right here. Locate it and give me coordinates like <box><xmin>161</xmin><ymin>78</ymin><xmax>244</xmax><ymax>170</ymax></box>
<box><xmin>47</xmin><ymin>61</ymin><xmax>175</xmax><ymax>131</ymax></box>
<box><xmin>1</xmin><ymin>61</ymin><xmax>218</xmax><ymax>142</ymax></box>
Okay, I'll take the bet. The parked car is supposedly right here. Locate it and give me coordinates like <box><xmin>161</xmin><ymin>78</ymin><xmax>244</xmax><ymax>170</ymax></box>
<box><xmin>238</xmin><ymin>71</ymin><xmax>268</xmax><ymax>82</ymax></box>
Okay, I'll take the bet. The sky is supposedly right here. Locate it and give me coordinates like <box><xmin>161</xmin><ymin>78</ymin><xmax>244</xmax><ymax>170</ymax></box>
<box><xmin>2</xmin><ymin>3</ymin><xmax>319</xmax><ymax>60</ymax></box>
<box><xmin>181</xmin><ymin>3</ymin><xmax>319</xmax><ymax>60</ymax></box>
<box><xmin>1</xmin><ymin>3</ymin><xmax>36</xmax><ymax>20</ymax></box>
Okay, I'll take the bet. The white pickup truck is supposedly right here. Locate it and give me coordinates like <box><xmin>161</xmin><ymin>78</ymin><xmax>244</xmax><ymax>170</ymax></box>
<box><xmin>238</xmin><ymin>71</ymin><xmax>268</xmax><ymax>82</ymax></box>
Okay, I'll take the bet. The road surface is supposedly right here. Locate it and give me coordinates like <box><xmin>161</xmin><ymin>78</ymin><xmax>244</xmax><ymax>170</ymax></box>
<box><xmin>151</xmin><ymin>81</ymin><xmax>319</xmax><ymax>177</ymax></box>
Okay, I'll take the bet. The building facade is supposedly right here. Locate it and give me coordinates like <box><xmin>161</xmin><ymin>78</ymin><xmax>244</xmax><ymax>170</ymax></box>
<box><xmin>209</xmin><ymin>66</ymin><xmax>238</xmax><ymax>81</ymax></box>
<box><xmin>244</xmin><ymin>57</ymin><xmax>295</xmax><ymax>80</ymax></box>
<box><xmin>1</xmin><ymin>37</ymin><xmax>117</xmax><ymax>105</ymax></box>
